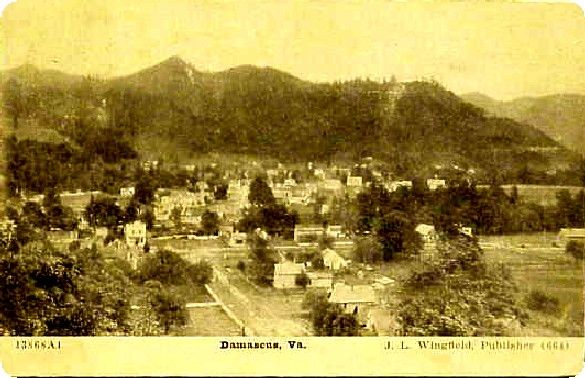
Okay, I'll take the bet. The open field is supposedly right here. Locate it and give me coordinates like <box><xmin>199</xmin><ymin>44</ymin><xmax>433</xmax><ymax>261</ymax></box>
<box><xmin>153</xmin><ymin>233</ymin><xmax>583</xmax><ymax>336</ymax></box>
<box><xmin>482</xmin><ymin>233</ymin><xmax>584</xmax><ymax>336</ymax></box>
<box><xmin>478</xmin><ymin>184</ymin><xmax>584</xmax><ymax>206</ymax></box>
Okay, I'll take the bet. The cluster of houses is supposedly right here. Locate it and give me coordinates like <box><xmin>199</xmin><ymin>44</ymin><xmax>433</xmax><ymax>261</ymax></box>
<box><xmin>270</xmin><ymin>221</ymin><xmax>471</xmax><ymax>331</ymax></box>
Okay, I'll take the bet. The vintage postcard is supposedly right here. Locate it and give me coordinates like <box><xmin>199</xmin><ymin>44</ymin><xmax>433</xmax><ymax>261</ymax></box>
<box><xmin>0</xmin><ymin>0</ymin><xmax>583</xmax><ymax>376</ymax></box>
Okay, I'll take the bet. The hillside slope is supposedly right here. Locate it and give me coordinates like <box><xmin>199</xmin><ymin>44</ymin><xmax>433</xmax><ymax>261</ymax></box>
<box><xmin>1</xmin><ymin>57</ymin><xmax>574</xmax><ymax>181</ymax></box>
<box><xmin>462</xmin><ymin>92</ymin><xmax>585</xmax><ymax>156</ymax></box>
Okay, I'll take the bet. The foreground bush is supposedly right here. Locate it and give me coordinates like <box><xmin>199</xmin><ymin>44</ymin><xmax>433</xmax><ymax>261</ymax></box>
<box><xmin>136</xmin><ymin>249</ymin><xmax>213</xmax><ymax>286</ymax></box>
<box><xmin>566</xmin><ymin>240</ymin><xmax>584</xmax><ymax>260</ymax></box>
<box><xmin>398</xmin><ymin>236</ymin><xmax>527</xmax><ymax>336</ymax></box>
<box><xmin>526</xmin><ymin>290</ymin><xmax>560</xmax><ymax>315</ymax></box>
<box><xmin>302</xmin><ymin>291</ymin><xmax>360</xmax><ymax>336</ymax></box>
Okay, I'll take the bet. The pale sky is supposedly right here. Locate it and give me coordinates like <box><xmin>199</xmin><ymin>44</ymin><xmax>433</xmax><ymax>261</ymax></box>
<box><xmin>2</xmin><ymin>0</ymin><xmax>585</xmax><ymax>99</ymax></box>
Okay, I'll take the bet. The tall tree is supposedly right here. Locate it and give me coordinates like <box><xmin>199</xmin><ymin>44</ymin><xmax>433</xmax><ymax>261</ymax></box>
<box><xmin>201</xmin><ymin>210</ymin><xmax>220</xmax><ymax>235</ymax></box>
<box><xmin>248</xmin><ymin>177</ymin><xmax>275</xmax><ymax>207</ymax></box>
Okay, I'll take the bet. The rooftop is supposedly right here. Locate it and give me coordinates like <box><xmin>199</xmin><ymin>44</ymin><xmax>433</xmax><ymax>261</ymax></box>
<box><xmin>328</xmin><ymin>283</ymin><xmax>376</xmax><ymax>304</ymax></box>
<box><xmin>274</xmin><ymin>261</ymin><xmax>305</xmax><ymax>275</ymax></box>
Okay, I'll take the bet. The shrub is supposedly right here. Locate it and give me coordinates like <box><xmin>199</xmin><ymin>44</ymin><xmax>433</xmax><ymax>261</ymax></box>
<box><xmin>526</xmin><ymin>290</ymin><xmax>560</xmax><ymax>315</ymax></box>
<box><xmin>236</xmin><ymin>260</ymin><xmax>246</xmax><ymax>272</ymax></box>
<box><xmin>295</xmin><ymin>272</ymin><xmax>309</xmax><ymax>288</ymax></box>
<box><xmin>311</xmin><ymin>255</ymin><xmax>325</xmax><ymax>270</ymax></box>
<box><xmin>137</xmin><ymin>249</ymin><xmax>212</xmax><ymax>286</ymax></box>
<box><xmin>566</xmin><ymin>240</ymin><xmax>584</xmax><ymax>260</ymax></box>
<box><xmin>302</xmin><ymin>291</ymin><xmax>360</xmax><ymax>336</ymax></box>
<box><xmin>397</xmin><ymin>236</ymin><xmax>526</xmax><ymax>336</ymax></box>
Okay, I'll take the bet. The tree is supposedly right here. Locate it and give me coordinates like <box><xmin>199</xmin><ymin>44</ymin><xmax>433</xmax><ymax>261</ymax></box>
<box><xmin>146</xmin><ymin>282</ymin><xmax>187</xmax><ymax>334</ymax></box>
<box><xmin>248</xmin><ymin>177</ymin><xmax>275</xmax><ymax>207</ymax></box>
<box><xmin>3</xmin><ymin>77</ymin><xmax>23</xmax><ymax>129</ymax></box>
<box><xmin>302</xmin><ymin>291</ymin><xmax>360</xmax><ymax>336</ymax></box>
<box><xmin>22</xmin><ymin>202</ymin><xmax>48</xmax><ymax>230</ymax></box>
<box><xmin>136</xmin><ymin>249</ymin><xmax>212</xmax><ymax>286</ymax></box>
<box><xmin>124</xmin><ymin>199</ymin><xmax>140</xmax><ymax>223</ymax></box>
<box><xmin>170</xmin><ymin>206</ymin><xmax>183</xmax><ymax>230</ymax></box>
<box><xmin>84</xmin><ymin>196</ymin><xmax>123</xmax><ymax>228</ymax></box>
<box><xmin>510</xmin><ymin>185</ymin><xmax>519</xmax><ymax>205</ymax></box>
<box><xmin>139</xmin><ymin>207</ymin><xmax>155</xmax><ymax>231</ymax></box>
<box><xmin>566</xmin><ymin>240</ymin><xmax>584</xmax><ymax>261</ymax></box>
<box><xmin>201</xmin><ymin>210</ymin><xmax>220</xmax><ymax>235</ymax></box>
<box><xmin>247</xmin><ymin>232</ymin><xmax>278</xmax><ymax>285</ymax></box>
<box><xmin>375</xmin><ymin>211</ymin><xmax>421</xmax><ymax>261</ymax></box>
<box><xmin>135</xmin><ymin>175</ymin><xmax>156</xmax><ymax>205</ymax></box>
<box><xmin>0</xmin><ymin>242</ymin><xmax>133</xmax><ymax>336</ymax></box>
<box><xmin>295</xmin><ymin>272</ymin><xmax>309</xmax><ymax>289</ymax></box>
<box><xmin>42</xmin><ymin>187</ymin><xmax>62</xmax><ymax>210</ymax></box>
<box><xmin>213</xmin><ymin>184</ymin><xmax>228</xmax><ymax>200</ymax></box>
<box><xmin>353</xmin><ymin>236</ymin><xmax>384</xmax><ymax>264</ymax></box>
<box><xmin>398</xmin><ymin>236</ymin><xmax>526</xmax><ymax>336</ymax></box>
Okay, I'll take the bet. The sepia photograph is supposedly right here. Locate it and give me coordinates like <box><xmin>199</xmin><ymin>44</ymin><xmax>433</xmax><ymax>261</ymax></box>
<box><xmin>0</xmin><ymin>0</ymin><xmax>584</xmax><ymax>375</ymax></box>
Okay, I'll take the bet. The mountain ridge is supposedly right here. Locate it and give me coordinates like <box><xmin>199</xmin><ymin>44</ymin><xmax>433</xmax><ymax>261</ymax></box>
<box><xmin>461</xmin><ymin>92</ymin><xmax>585</xmax><ymax>156</ymax></box>
<box><xmin>2</xmin><ymin>57</ymin><xmax>580</xmax><ymax>182</ymax></box>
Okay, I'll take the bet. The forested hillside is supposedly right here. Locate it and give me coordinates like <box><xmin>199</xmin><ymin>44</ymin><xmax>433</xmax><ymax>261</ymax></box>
<box><xmin>2</xmin><ymin>57</ymin><xmax>581</xmax><ymax>188</ymax></box>
<box><xmin>462</xmin><ymin>92</ymin><xmax>585</xmax><ymax>156</ymax></box>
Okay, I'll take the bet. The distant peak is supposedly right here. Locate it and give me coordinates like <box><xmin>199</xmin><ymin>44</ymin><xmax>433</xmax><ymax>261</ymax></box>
<box><xmin>461</xmin><ymin>92</ymin><xmax>494</xmax><ymax>101</ymax></box>
<box><xmin>160</xmin><ymin>55</ymin><xmax>188</xmax><ymax>67</ymax></box>
<box><xmin>223</xmin><ymin>64</ymin><xmax>302</xmax><ymax>81</ymax></box>
<box><xmin>9</xmin><ymin>63</ymin><xmax>40</xmax><ymax>74</ymax></box>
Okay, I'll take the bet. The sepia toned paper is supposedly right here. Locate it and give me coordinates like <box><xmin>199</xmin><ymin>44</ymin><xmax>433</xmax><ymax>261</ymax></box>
<box><xmin>0</xmin><ymin>0</ymin><xmax>584</xmax><ymax>376</ymax></box>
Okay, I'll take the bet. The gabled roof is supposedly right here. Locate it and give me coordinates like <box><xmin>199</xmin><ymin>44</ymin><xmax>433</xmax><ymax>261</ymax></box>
<box><xmin>328</xmin><ymin>284</ymin><xmax>376</xmax><ymax>304</ymax></box>
<box><xmin>415</xmin><ymin>224</ymin><xmax>436</xmax><ymax>235</ymax></box>
<box><xmin>558</xmin><ymin>228</ymin><xmax>585</xmax><ymax>238</ymax></box>
<box><xmin>322</xmin><ymin>248</ymin><xmax>345</xmax><ymax>263</ymax></box>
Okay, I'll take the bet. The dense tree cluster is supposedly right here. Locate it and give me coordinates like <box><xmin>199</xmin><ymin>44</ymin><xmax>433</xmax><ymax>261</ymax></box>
<box><xmin>239</xmin><ymin>177</ymin><xmax>299</xmax><ymax>238</ymax></box>
<box><xmin>4</xmin><ymin>61</ymin><xmax>581</xmax><ymax>185</ymax></box>
<box><xmin>246</xmin><ymin>232</ymin><xmax>279</xmax><ymax>286</ymax></box>
<box><xmin>0</xmin><ymin>241</ymin><xmax>133</xmax><ymax>336</ymax></box>
<box><xmin>0</xmin><ymin>206</ymin><xmax>213</xmax><ymax>336</ymax></box>
<box><xmin>302</xmin><ymin>291</ymin><xmax>360</xmax><ymax>336</ymax></box>
<box><xmin>398</xmin><ymin>236</ymin><xmax>527</xmax><ymax>336</ymax></box>
<box><xmin>355</xmin><ymin>185</ymin><xmax>423</xmax><ymax>260</ymax></box>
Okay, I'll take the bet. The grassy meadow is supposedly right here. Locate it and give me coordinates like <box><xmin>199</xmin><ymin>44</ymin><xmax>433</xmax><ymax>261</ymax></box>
<box><xmin>482</xmin><ymin>233</ymin><xmax>584</xmax><ymax>336</ymax></box>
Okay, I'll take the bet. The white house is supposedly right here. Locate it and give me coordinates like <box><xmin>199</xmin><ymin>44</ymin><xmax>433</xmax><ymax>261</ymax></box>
<box><xmin>0</xmin><ymin>218</ymin><xmax>16</xmax><ymax>242</ymax></box>
<box><xmin>347</xmin><ymin>176</ymin><xmax>363</xmax><ymax>187</ymax></box>
<box><xmin>385</xmin><ymin>181</ymin><xmax>413</xmax><ymax>192</ymax></box>
<box><xmin>415</xmin><ymin>224</ymin><xmax>438</xmax><ymax>243</ymax></box>
<box><xmin>415</xmin><ymin>223</ymin><xmax>439</xmax><ymax>261</ymax></box>
<box><xmin>119</xmin><ymin>186</ymin><xmax>136</xmax><ymax>197</ymax></box>
<box><xmin>426</xmin><ymin>179</ymin><xmax>446</xmax><ymax>191</ymax></box>
<box><xmin>458</xmin><ymin>226</ymin><xmax>473</xmax><ymax>237</ymax></box>
<box><xmin>124</xmin><ymin>220</ymin><xmax>147</xmax><ymax>248</ymax></box>
<box><xmin>306</xmin><ymin>272</ymin><xmax>333</xmax><ymax>289</ymax></box>
<box><xmin>294</xmin><ymin>224</ymin><xmax>343</xmax><ymax>245</ymax></box>
<box><xmin>328</xmin><ymin>283</ymin><xmax>376</xmax><ymax>327</ymax></box>
<box><xmin>322</xmin><ymin>248</ymin><xmax>348</xmax><ymax>271</ymax></box>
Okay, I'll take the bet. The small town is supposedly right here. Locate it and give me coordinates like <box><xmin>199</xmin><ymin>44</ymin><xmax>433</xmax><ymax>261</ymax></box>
<box><xmin>1</xmin><ymin>152</ymin><xmax>583</xmax><ymax>337</ymax></box>
<box><xmin>0</xmin><ymin>0</ymin><xmax>584</xmax><ymax>341</ymax></box>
